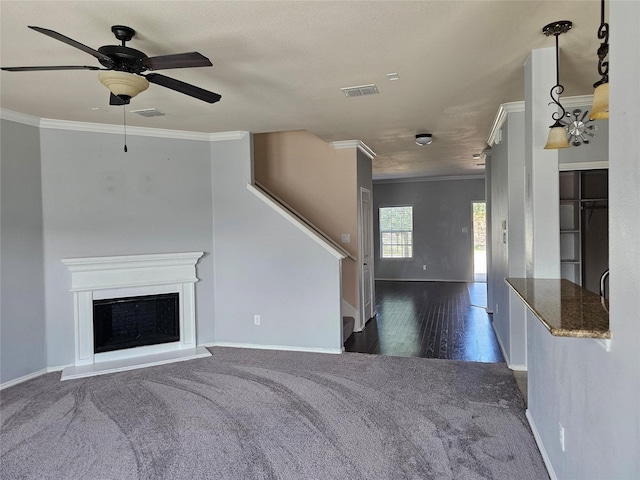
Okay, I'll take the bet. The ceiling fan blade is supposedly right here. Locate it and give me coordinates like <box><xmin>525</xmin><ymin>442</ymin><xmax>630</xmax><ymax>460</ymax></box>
<box><xmin>28</xmin><ymin>26</ymin><xmax>113</xmax><ymax>65</ymax></box>
<box><xmin>109</xmin><ymin>93</ymin><xmax>130</xmax><ymax>105</ymax></box>
<box><xmin>1</xmin><ymin>65</ymin><xmax>101</xmax><ymax>72</ymax></box>
<box><xmin>144</xmin><ymin>73</ymin><xmax>221</xmax><ymax>104</ymax></box>
<box><xmin>142</xmin><ymin>52</ymin><xmax>212</xmax><ymax>71</ymax></box>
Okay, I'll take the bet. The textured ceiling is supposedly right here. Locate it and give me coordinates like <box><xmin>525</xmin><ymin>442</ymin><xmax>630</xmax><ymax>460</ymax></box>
<box><xmin>0</xmin><ymin>1</ymin><xmax>603</xmax><ymax>179</ymax></box>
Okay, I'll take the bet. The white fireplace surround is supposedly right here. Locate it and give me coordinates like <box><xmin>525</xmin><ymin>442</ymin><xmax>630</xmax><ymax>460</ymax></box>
<box><xmin>60</xmin><ymin>252</ymin><xmax>210</xmax><ymax>380</ymax></box>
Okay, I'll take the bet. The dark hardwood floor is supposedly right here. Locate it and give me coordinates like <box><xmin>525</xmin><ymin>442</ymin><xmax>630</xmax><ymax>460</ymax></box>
<box><xmin>345</xmin><ymin>281</ymin><xmax>504</xmax><ymax>363</ymax></box>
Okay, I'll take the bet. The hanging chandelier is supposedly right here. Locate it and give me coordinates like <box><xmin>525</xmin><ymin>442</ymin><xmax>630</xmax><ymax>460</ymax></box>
<box><xmin>590</xmin><ymin>0</ymin><xmax>609</xmax><ymax>120</ymax></box>
<box><xmin>542</xmin><ymin>20</ymin><xmax>573</xmax><ymax>150</ymax></box>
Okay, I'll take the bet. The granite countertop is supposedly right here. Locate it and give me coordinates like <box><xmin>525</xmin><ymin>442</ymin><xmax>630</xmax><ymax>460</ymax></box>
<box><xmin>505</xmin><ymin>278</ymin><xmax>610</xmax><ymax>339</ymax></box>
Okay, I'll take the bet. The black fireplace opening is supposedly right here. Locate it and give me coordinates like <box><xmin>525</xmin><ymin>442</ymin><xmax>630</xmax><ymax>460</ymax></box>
<box><xmin>93</xmin><ymin>293</ymin><xmax>180</xmax><ymax>354</ymax></box>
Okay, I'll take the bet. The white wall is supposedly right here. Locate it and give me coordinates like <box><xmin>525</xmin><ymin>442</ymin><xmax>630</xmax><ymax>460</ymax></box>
<box><xmin>525</xmin><ymin>1</ymin><xmax>640</xmax><ymax>478</ymax></box>
<box><xmin>211</xmin><ymin>134</ymin><xmax>343</xmax><ymax>352</ymax></box>
<box><xmin>39</xmin><ymin>127</ymin><xmax>215</xmax><ymax>368</ymax></box>
<box><xmin>373</xmin><ymin>177</ymin><xmax>485</xmax><ymax>282</ymax></box>
<box><xmin>0</xmin><ymin>118</ymin><xmax>46</xmax><ymax>384</ymax></box>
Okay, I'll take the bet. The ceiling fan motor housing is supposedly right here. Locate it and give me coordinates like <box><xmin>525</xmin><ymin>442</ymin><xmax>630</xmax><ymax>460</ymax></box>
<box><xmin>97</xmin><ymin>45</ymin><xmax>148</xmax><ymax>73</ymax></box>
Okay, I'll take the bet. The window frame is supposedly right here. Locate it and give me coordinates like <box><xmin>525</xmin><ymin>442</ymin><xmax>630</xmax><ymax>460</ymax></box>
<box><xmin>379</xmin><ymin>205</ymin><xmax>414</xmax><ymax>259</ymax></box>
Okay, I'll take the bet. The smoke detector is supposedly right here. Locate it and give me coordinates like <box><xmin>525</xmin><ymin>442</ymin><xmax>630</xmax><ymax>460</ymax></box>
<box><xmin>415</xmin><ymin>133</ymin><xmax>432</xmax><ymax>146</ymax></box>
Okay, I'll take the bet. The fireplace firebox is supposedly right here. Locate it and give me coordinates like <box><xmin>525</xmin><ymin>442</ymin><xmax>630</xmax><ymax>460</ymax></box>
<box><xmin>93</xmin><ymin>293</ymin><xmax>180</xmax><ymax>354</ymax></box>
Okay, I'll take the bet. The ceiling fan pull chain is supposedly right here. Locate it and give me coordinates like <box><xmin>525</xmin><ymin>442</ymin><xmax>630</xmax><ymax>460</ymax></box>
<box><xmin>123</xmin><ymin>106</ymin><xmax>128</xmax><ymax>153</ymax></box>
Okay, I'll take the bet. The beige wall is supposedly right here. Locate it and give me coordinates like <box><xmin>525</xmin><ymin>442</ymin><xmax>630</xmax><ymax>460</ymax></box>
<box><xmin>253</xmin><ymin>130</ymin><xmax>359</xmax><ymax>309</ymax></box>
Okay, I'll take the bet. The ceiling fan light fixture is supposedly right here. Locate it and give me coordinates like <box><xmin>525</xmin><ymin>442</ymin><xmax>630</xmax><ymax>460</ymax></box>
<box><xmin>415</xmin><ymin>133</ymin><xmax>432</xmax><ymax>146</ymax></box>
<box><xmin>98</xmin><ymin>71</ymin><xmax>149</xmax><ymax>99</ymax></box>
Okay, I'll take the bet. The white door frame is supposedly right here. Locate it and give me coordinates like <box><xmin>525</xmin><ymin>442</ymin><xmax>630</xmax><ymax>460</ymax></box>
<box><xmin>471</xmin><ymin>200</ymin><xmax>487</xmax><ymax>283</ymax></box>
<box><xmin>359</xmin><ymin>187</ymin><xmax>375</xmax><ymax>330</ymax></box>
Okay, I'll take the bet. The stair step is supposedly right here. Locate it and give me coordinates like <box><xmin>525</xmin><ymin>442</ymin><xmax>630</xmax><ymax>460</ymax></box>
<box><xmin>343</xmin><ymin>316</ymin><xmax>355</xmax><ymax>343</ymax></box>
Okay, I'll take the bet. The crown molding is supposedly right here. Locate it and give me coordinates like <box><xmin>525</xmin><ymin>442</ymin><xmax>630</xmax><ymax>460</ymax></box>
<box><xmin>374</xmin><ymin>174</ymin><xmax>485</xmax><ymax>185</ymax></box>
<box><xmin>486</xmin><ymin>95</ymin><xmax>596</xmax><ymax>146</ymax></box>
<box><xmin>1</xmin><ymin>109</ymin><xmax>248</xmax><ymax>142</ymax></box>
<box><xmin>39</xmin><ymin>118</ymin><xmax>213</xmax><ymax>141</ymax></box>
<box><xmin>562</xmin><ymin>94</ymin><xmax>594</xmax><ymax>108</ymax></box>
<box><xmin>487</xmin><ymin>101</ymin><xmax>524</xmax><ymax>146</ymax></box>
<box><xmin>331</xmin><ymin>140</ymin><xmax>376</xmax><ymax>159</ymax></box>
<box><xmin>0</xmin><ymin>109</ymin><xmax>41</xmax><ymax>127</ymax></box>
<box><xmin>209</xmin><ymin>131</ymin><xmax>248</xmax><ymax>141</ymax></box>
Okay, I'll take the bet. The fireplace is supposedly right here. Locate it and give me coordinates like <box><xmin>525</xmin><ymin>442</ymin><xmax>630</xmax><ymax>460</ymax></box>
<box><xmin>61</xmin><ymin>252</ymin><xmax>210</xmax><ymax>380</ymax></box>
<box><xmin>93</xmin><ymin>293</ymin><xmax>180</xmax><ymax>354</ymax></box>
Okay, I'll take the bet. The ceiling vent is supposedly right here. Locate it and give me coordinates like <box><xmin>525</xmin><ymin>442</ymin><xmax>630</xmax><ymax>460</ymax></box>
<box><xmin>130</xmin><ymin>108</ymin><xmax>166</xmax><ymax>118</ymax></box>
<box><xmin>341</xmin><ymin>84</ymin><xmax>379</xmax><ymax>97</ymax></box>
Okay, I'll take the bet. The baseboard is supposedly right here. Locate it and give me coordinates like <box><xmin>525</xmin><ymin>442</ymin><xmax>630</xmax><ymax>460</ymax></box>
<box><xmin>205</xmin><ymin>342</ymin><xmax>342</xmax><ymax>355</ymax></box>
<box><xmin>0</xmin><ymin>368</ymin><xmax>48</xmax><ymax>391</ymax></box>
<box><xmin>491</xmin><ymin>322</ymin><xmax>527</xmax><ymax>371</ymax></box>
<box><xmin>491</xmin><ymin>321</ymin><xmax>510</xmax><ymax>365</ymax></box>
<box><xmin>47</xmin><ymin>365</ymin><xmax>68</xmax><ymax>373</ymax></box>
<box><xmin>1</xmin><ymin>343</ymin><xmax>343</xmax><ymax>388</ymax></box>
<box><xmin>509</xmin><ymin>363</ymin><xmax>528</xmax><ymax>371</ymax></box>
<box><xmin>526</xmin><ymin>409</ymin><xmax>558</xmax><ymax>480</ymax></box>
<box><xmin>375</xmin><ymin>278</ymin><xmax>470</xmax><ymax>283</ymax></box>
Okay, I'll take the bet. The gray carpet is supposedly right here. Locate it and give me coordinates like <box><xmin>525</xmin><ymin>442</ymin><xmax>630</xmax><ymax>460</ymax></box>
<box><xmin>1</xmin><ymin>347</ymin><xmax>548</xmax><ymax>479</ymax></box>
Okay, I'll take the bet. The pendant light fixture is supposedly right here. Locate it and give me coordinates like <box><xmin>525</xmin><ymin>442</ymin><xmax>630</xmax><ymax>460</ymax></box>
<box><xmin>543</xmin><ymin>20</ymin><xmax>573</xmax><ymax>150</ymax></box>
<box><xmin>590</xmin><ymin>0</ymin><xmax>609</xmax><ymax>120</ymax></box>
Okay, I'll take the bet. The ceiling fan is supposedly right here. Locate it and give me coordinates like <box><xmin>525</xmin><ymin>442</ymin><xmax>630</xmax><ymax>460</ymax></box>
<box><xmin>1</xmin><ymin>25</ymin><xmax>221</xmax><ymax>105</ymax></box>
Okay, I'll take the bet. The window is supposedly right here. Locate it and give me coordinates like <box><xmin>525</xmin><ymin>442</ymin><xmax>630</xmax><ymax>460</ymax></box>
<box><xmin>380</xmin><ymin>206</ymin><xmax>413</xmax><ymax>258</ymax></box>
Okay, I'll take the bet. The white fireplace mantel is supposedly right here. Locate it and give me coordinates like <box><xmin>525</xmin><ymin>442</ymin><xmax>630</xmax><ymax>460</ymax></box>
<box><xmin>61</xmin><ymin>252</ymin><xmax>210</xmax><ymax>380</ymax></box>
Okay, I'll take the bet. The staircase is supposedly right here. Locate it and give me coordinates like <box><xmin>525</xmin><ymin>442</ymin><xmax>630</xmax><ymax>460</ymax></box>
<box><xmin>253</xmin><ymin>181</ymin><xmax>357</xmax><ymax>348</ymax></box>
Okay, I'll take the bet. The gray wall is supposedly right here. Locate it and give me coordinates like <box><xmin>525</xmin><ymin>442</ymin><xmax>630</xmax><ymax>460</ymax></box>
<box><xmin>212</xmin><ymin>135</ymin><xmax>342</xmax><ymax>351</ymax></box>
<box><xmin>373</xmin><ymin>178</ymin><xmax>485</xmax><ymax>282</ymax></box>
<box><xmin>0</xmin><ymin>120</ymin><xmax>345</xmax><ymax>384</ymax></box>
<box><xmin>489</xmin><ymin>112</ymin><xmax>528</xmax><ymax>369</ymax></box>
<box><xmin>0</xmin><ymin>119</ymin><xmax>46</xmax><ymax>384</ymax></box>
<box><xmin>484</xmin><ymin>154</ymin><xmax>493</xmax><ymax>313</ymax></box>
<box><xmin>526</xmin><ymin>2</ymin><xmax>640</xmax><ymax>477</ymax></box>
<box><xmin>559</xmin><ymin>110</ymin><xmax>609</xmax><ymax>165</ymax></box>
<box><xmin>490</xmin><ymin>104</ymin><xmax>608</xmax><ymax>370</ymax></box>
<box><xmin>491</xmin><ymin>3</ymin><xmax>640</xmax><ymax>476</ymax></box>
<box><xmin>39</xmin><ymin>128</ymin><xmax>215</xmax><ymax>368</ymax></box>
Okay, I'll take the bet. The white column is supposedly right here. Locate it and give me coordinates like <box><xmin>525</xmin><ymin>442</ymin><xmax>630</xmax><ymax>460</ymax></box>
<box><xmin>524</xmin><ymin>47</ymin><xmax>561</xmax><ymax>278</ymax></box>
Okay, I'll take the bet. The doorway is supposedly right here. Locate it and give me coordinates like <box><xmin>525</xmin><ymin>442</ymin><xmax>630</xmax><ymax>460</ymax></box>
<box><xmin>359</xmin><ymin>187</ymin><xmax>375</xmax><ymax>330</ymax></box>
<box><xmin>472</xmin><ymin>201</ymin><xmax>487</xmax><ymax>283</ymax></box>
